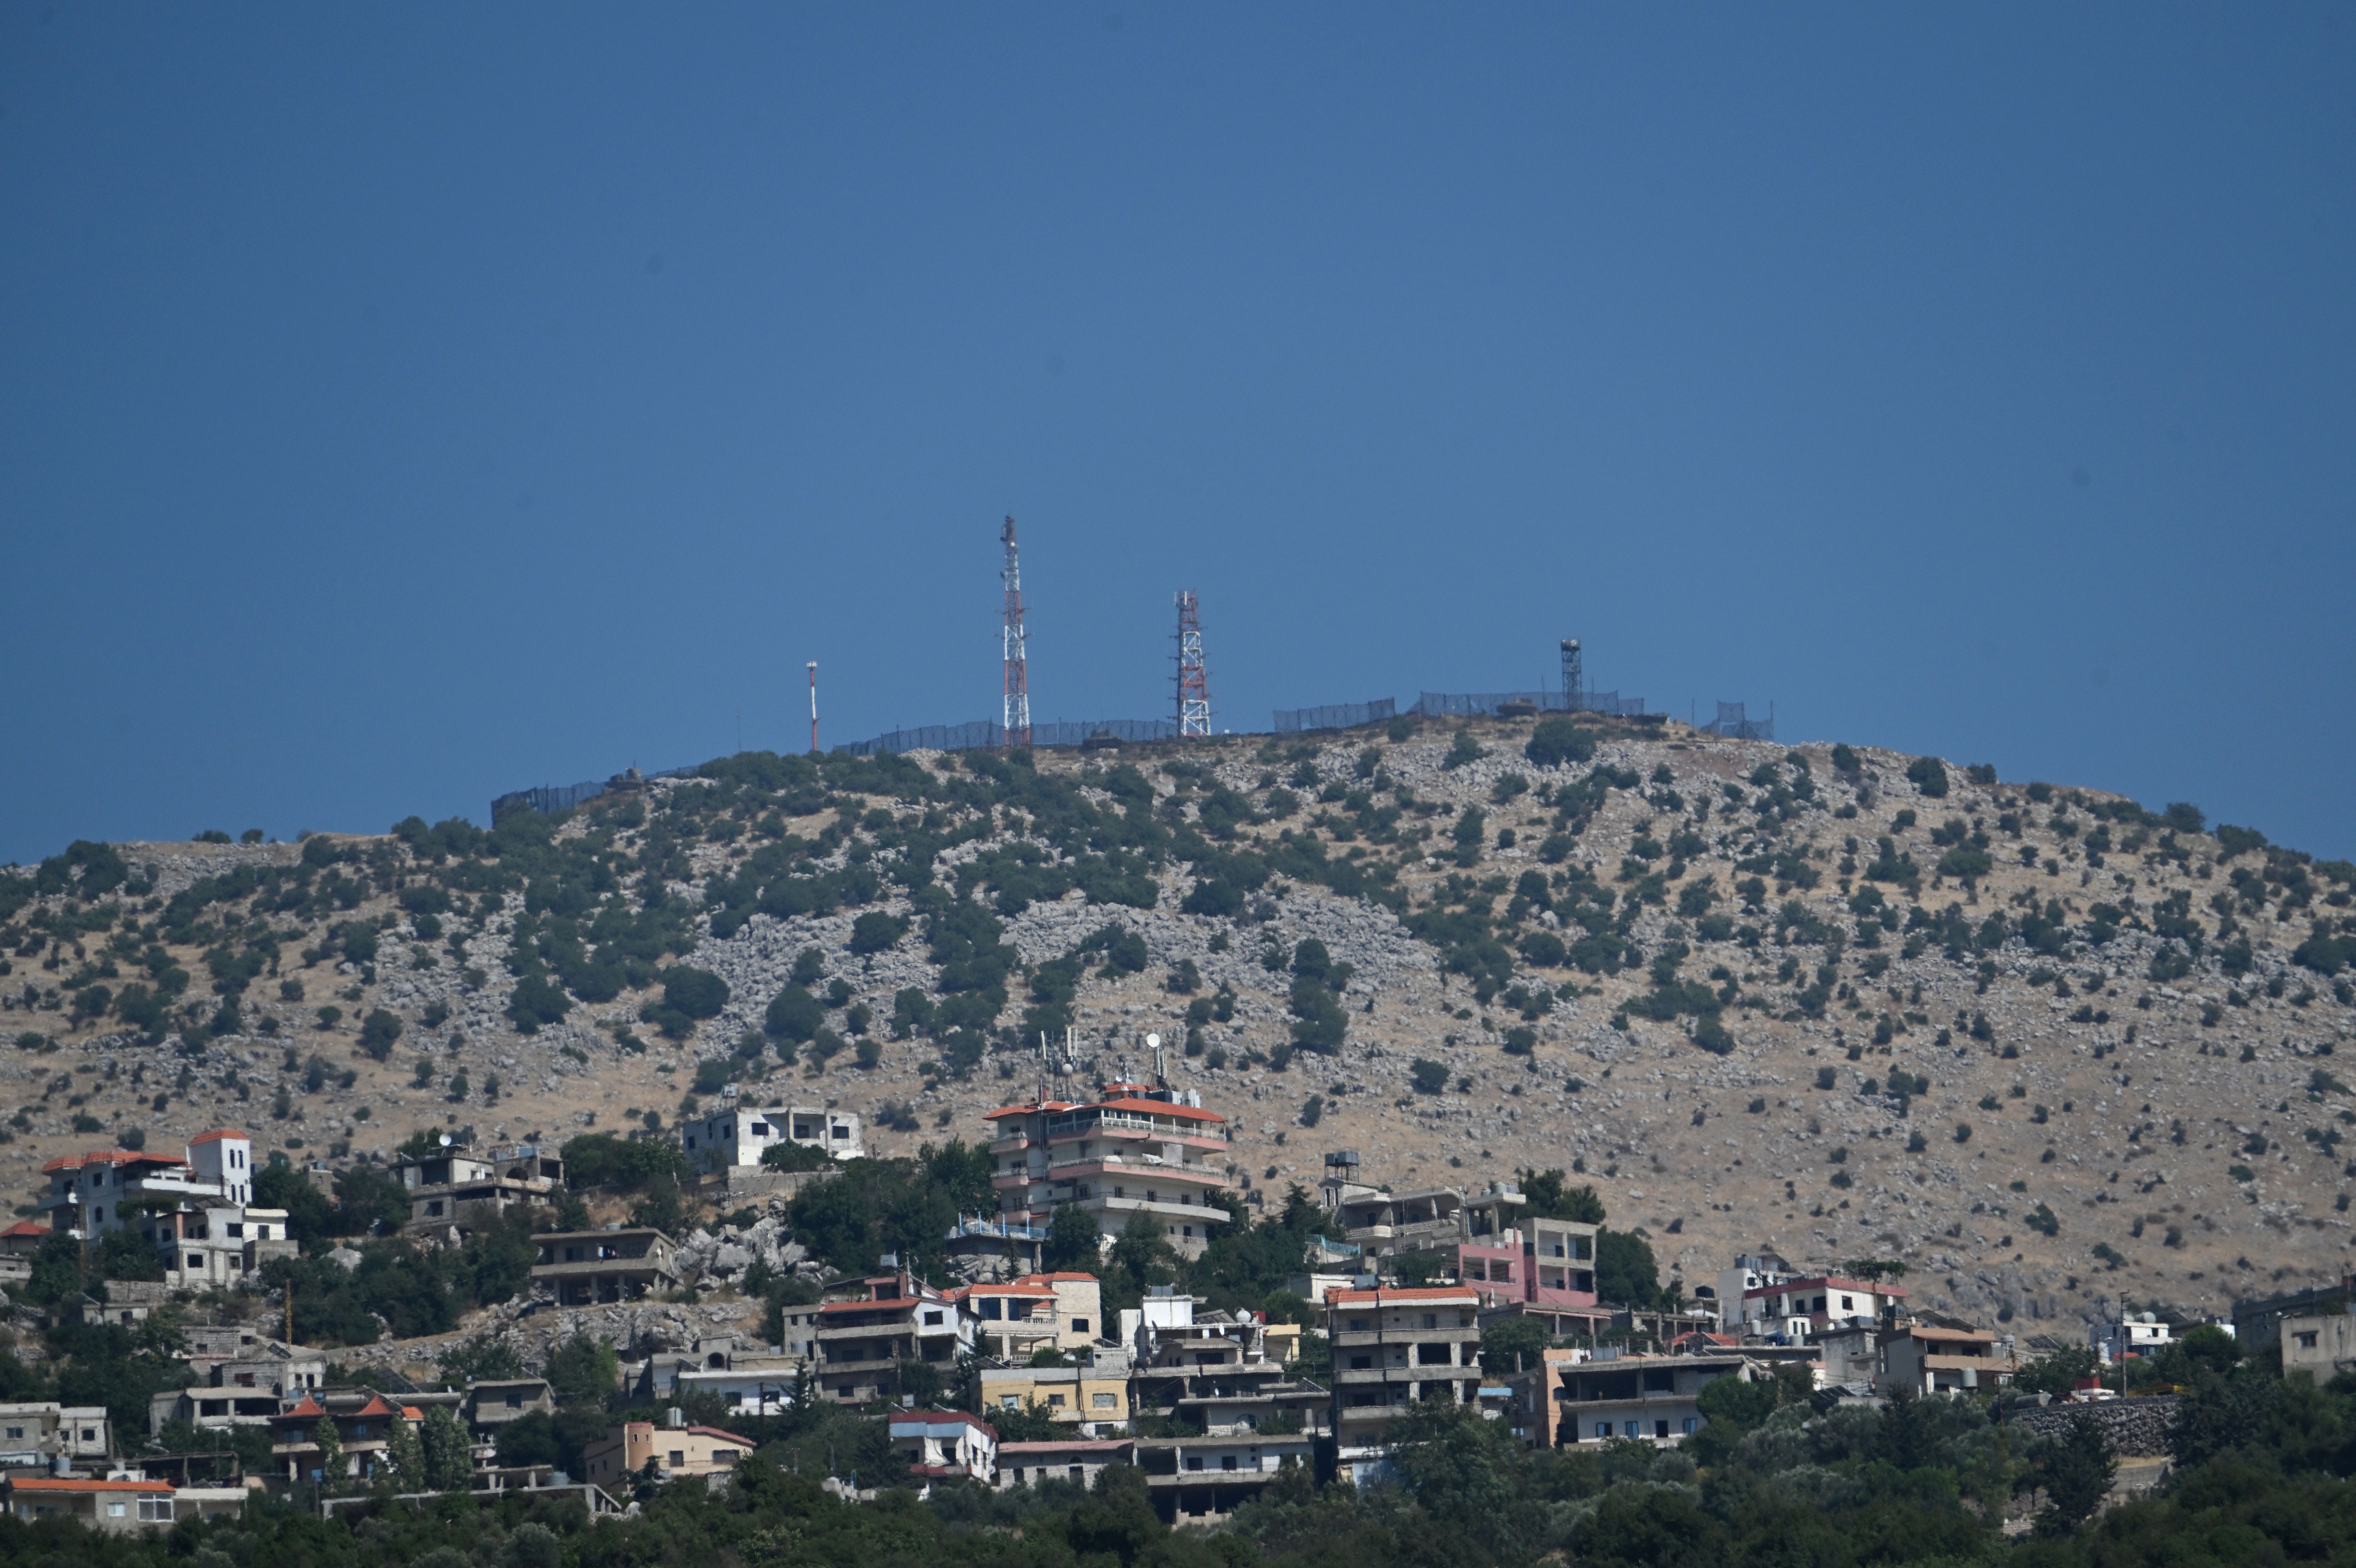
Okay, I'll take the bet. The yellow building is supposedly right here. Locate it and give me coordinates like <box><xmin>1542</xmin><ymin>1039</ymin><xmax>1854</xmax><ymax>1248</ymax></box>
<box><xmin>977</xmin><ymin>1364</ymin><xmax>1131</xmax><ymax>1436</ymax></box>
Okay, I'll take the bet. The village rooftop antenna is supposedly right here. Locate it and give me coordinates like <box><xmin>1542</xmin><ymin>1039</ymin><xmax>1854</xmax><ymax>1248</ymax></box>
<box><xmin>1001</xmin><ymin>517</ymin><xmax>1031</xmax><ymax>746</ymax></box>
<box><xmin>1175</xmin><ymin>592</ymin><xmax>1210</xmax><ymax>738</ymax></box>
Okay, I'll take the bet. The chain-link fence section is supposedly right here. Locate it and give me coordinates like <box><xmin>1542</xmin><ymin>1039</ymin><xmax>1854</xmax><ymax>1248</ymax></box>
<box><xmin>490</xmin><ymin>766</ymin><xmax>698</xmax><ymax>825</ymax></box>
<box><xmin>1273</xmin><ymin>698</ymin><xmax>1397</xmax><ymax>735</ymax></box>
<box><xmin>836</xmin><ymin>717</ymin><xmax>1183</xmax><ymax>757</ymax></box>
<box><xmin>1700</xmin><ymin>701</ymin><xmax>1774</xmax><ymax>741</ymax></box>
<box><xmin>1411</xmin><ymin>690</ymin><xmax>1650</xmax><ymax>719</ymax></box>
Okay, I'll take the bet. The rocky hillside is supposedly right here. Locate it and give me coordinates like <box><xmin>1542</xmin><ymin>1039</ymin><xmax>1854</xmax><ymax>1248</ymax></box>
<box><xmin>6</xmin><ymin>713</ymin><xmax>2353</xmax><ymax>1333</ymax></box>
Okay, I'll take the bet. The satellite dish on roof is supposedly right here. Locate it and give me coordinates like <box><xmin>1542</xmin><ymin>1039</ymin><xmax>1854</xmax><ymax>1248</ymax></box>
<box><xmin>439</xmin><ymin>1134</ymin><xmax>452</xmax><ymax>1148</ymax></box>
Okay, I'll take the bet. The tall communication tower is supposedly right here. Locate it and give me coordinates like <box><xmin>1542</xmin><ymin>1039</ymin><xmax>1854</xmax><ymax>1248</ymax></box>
<box><xmin>1559</xmin><ymin>638</ymin><xmax>1584</xmax><ymax>711</ymax></box>
<box><xmin>1174</xmin><ymin>590</ymin><xmax>1211</xmax><ymax>737</ymax></box>
<box><xmin>1000</xmin><ymin>517</ymin><xmax>1030</xmax><ymax>746</ymax></box>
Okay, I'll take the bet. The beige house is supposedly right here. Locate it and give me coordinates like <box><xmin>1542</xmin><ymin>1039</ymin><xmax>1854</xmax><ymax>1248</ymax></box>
<box><xmin>580</xmin><ymin>1417</ymin><xmax>753</xmax><ymax>1485</ymax></box>
<box><xmin>2282</xmin><ymin>1312</ymin><xmax>2356</xmax><ymax>1380</ymax></box>
<box><xmin>957</xmin><ymin>1273</ymin><xmax>1103</xmax><ymax>1359</ymax></box>
<box><xmin>4</xmin><ymin>1476</ymin><xmax>179</xmax><ymax>1532</ymax></box>
<box><xmin>0</xmin><ymin>1403</ymin><xmax>111</xmax><ymax>1467</ymax></box>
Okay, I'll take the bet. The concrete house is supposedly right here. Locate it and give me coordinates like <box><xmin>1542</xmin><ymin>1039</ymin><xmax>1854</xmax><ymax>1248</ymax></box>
<box><xmin>812</xmin><ymin>1271</ymin><xmax>976</xmax><ymax>1405</ymax></box>
<box><xmin>530</xmin><ymin>1229</ymin><xmax>681</xmax><ymax>1305</ymax></box>
<box><xmin>1325</xmin><ymin>1285</ymin><xmax>1484</xmax><ymax>1474</ymax></box>
<box><xmin>1552</xmin><ymin>1350</ymin><xmax>1757</xmax><ymax>1446</ymax></box>
<box><xmin>681</xmin><ymin>1106</ymin><xmax>863</xmax><ymax>1174</ymax></box>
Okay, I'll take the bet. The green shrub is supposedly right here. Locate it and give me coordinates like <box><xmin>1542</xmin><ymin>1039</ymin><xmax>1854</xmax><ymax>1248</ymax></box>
<box><xmin>1409</xmin><ymin>1059</ymin><xmax>1449</xmax><ymax>1094</ymax></box>
<box><xmin>660</xmin><ymin>966</ymin><xmax>730</xmax><ymax>1020</ymax></box>
<box><xmin>1525</xmin><ymin>719</ymin><xmax>1597</xmax><ymax>769</ymax></box>
<box><xmin>357</xmin><ymin>1008</ymin><xmax>403</xmax><ymax>1061</ymax></box>
<box><xmin>1905</xmin><ymin>757</ymin><xmax>1948</xmax><ymax>798</ymax></box>
<box><xmin>848</xmin><ymin>911</ymin><xmax>909</xmax><ymax>954</ymax></box>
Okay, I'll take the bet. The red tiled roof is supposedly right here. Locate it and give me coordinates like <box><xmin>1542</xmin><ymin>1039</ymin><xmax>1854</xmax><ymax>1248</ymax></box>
<box><xmin>686</xmin><ymin>1425</ymin><xmax>753</xmax><ymax>1446</ymax></box>
<box><xmin>42</xmin><ymin>1150</ymin><xmax>189</xmax><ymax>1173</ymax></box>
<box><xmin>1327</xmin><ymin>1287</ymin><xmax>1480</xmax><ymax>1306</ymax></box>
<box><xmin>189</xmin><ymin>1129</ymin><xmax>251</xmax><ymax>1146</ymax></box>
<box><xmin>0</xmin><ymin>1221</ymin><xmax>51</xmax><ymax>1239</ymax></box>
<box><xmin>8</xmin><ymin>1477</ymin><xmax>173</xmax><ymax>1493</ymax></box>
<box><xmin>984</xmin><ymin>1102</ymin><xmax>1081</xmax><ymax>1120</ymax></box>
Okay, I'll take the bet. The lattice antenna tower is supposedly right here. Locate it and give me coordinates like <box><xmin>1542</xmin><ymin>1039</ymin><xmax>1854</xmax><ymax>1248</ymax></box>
<box><xmin>1175</xmin><ymin>590</ymin><xmax>1211</xmax><ymax>738</ymax></box>
<box><xmin>1000</xmin><ymin>516</ymin><xmax>1031</xmax><ymax>746</ymax></box>
<box><xmin>1560</xmin><ymin>638</ymin><xmax>1584</xmax><ymax>709</ymax></box>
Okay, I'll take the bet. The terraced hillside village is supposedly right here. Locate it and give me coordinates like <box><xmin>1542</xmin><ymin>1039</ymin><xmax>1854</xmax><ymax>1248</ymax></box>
<box><xmin>6</xmin><ymin>710</ymin><xmax>2355</xmax><ymax>1334</ymax></box>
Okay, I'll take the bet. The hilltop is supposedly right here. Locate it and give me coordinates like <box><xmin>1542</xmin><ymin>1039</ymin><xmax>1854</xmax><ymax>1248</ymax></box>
<box><xmin>6</xmin><ymin>712</ymin><xmax>2353</xmax><ymax>1329</ymax></box>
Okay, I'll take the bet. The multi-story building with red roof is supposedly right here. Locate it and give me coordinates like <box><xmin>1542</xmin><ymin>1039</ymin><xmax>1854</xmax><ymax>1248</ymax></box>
<box><xmin>269</xmin><ymin>1391</ymin><xmax>426</xmax><ymax>1485</ymax></box>
<box><xmin>982</xmin><ymin>1078</ymin><xmax>1232</xmax><ymax>1259</ymax></box>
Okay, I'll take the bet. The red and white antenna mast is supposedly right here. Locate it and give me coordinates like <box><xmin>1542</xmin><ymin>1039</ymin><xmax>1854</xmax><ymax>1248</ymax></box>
<box><xmin>806</xmin><ymin>661</ymin><xmax>818</xmax><ymax>754</ymax></box>
<box><xmin>1175</xmin><ymin>590</ymin><xmax>1211</xmax><ymax>737</ymax></box>
<box><xmin>1000</xmin><ymin>516</ymin><xmax>1031</xmax><ymax>746</ymax></box>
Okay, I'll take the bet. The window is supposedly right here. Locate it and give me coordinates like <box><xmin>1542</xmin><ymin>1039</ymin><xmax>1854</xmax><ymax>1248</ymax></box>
<box><xmin>1047</xmin><ymin>1393</ymin><xmax>1066</xmax><ymax>1408</ymax></box>
<box><xmin>1221</xmin><ymin>1454</ymin><xmax>1238</xmax><ymax>1471</ymax></box>
<box><xmin>922</xmin><ymin>1310</ymin><xmax>944</xmax><ymax>1326</ymax></box>
<box><xmin>108</xmin><ymin>1502</ymin><xmax>127</xmax><ymax>1518</ymax></box>
<box><xmin>1423</xmin><ymin>1313</ymin><xmax>1438</xmax><ymax>1329</ymax></box>
<box><xmin>1001</xmin><ymin>1396</ymin><xmax>1020</xmax><ymax>1409</ymax></box>
<box><xmin>1185</xmin><ymin>1455</ymin><xmax>1204</xmax><ymax>1471</ymax></box>
<box><xmin>2298</xmin><ymin>1332</ymin><xmax>2321</xmax><ymax>1349</ymax></box>
<box><xmin>187</xmin><ymin>1255</ymin><xmax>202</xmax><ymax>1269</ymax></box>
<box><xmin>1072</xmin><ymin>1318</ymin><xmax>1089</xmax><ymax>1334</ymax></box>
<box><xmin>1840</xmin><ymin>1296</ymin><xmax>1854</xmax><ymax>1311</ymax></box>
<box><xmin>1655</xmin><ymin>1420</ymin><xmax>1670</xmax><ymax>1439</ymax></box>
<box><xmin>1091</xmin><ymin>1391</ymin><xmax>1117</xmax><ymax>1409</ymax></box>
<box><xmin>1681</xmin><ymin>1418</ymin><xmax>1699</xmax><ymax>1435</ymax></box>
<box><xmin>669</xmin><ymin>1450</ymin><xmax>685</xmax><ymax>1467</ymax></box>
<box><xmin>1596</xmin><ymin>1422</ymin><xmax>1613</xmax><ymax>1439</ymax></box>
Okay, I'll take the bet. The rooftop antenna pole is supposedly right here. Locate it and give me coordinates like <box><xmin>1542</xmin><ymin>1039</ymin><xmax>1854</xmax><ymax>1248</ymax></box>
<box><xmin>1175</xmin><ymin>591</ymin><xmax>1211</xmax><ymax>738</ymax></box>
<box><xmin>1000</xmin><ymin>517</ymin><xmax>1031</xmax><ymax>747</ymax></box>
<box><xmin>807</xmin><ymin>662</ymin><xmax>819</xmax><ymax>755</ymax></box>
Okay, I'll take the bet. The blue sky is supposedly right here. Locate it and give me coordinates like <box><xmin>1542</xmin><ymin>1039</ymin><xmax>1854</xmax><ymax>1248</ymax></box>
<box><xmin>3</xmin><ymin>6</ymin><xmax>2351</xmax><ymax>863</ymax></box>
